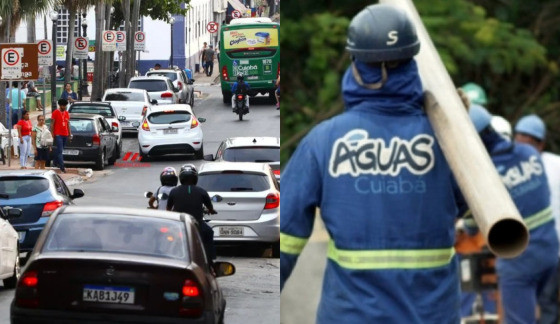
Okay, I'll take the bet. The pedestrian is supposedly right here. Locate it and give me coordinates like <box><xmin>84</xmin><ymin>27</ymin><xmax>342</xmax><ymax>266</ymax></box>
<box><xmin>200</xmin><ymin>42</ymin><xmax>208</xmax><ymax>74</ymax></box>
<box><xmin>60</xmin><ymin>83</ymin><xmax>77</xmax><ymax>104</ymax></box>
<box><xmin>513</xmin><ymin>114</ymin><xmax>560</xmax><ymax>324</ymax></box>
<box><xmin>274</xmin><ymin>72</ymin><xmax>280</xmax><ymax>110</ymax></box>
<box><xmin>31</xmin><ymin>115</ymin><xmax>52</xmax><ymax>169</ymax></box>
<box><xmin>51</xmin><ymin>98</ymin><xmax>72</xmax><ymax>173</ymax></box>
<box><xmin>154</xmin><ymin>63</ymin><xmax>161</xmax><ymax>70</ymax></box>
<box><xmin>204</xmin><ymin>45</ymin><xmax>215</xmax><ymax>77</ymax></box>
<box><xmin>280</xmin><ymin>5</ymin><xmax>468</xmax><ymax>322</ymax></box>
<box><xmin>7</xmin><ymin>81</ymin><xmax>26</xmax><ymax>125</ymax></box>
<box><xmin>15</xmin><ymin>110</ymin><xmax>32</xmax><ymax>169</ymax></box>
<box><xmin>26</xmin><ymin>80</ymin><xmax>44</xmax><ymax>111</ymax></box>
<box><xmin>468</xmin><ymin>106</ymin><xmax>558</xmax><ymax>324</ymax></box>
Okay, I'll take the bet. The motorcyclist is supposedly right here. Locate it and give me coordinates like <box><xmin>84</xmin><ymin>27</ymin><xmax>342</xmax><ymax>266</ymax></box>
<box><xmin>149</xmin><ymin>167</ymin><xmax>178</xmax><ymax>209</ymax></box>
<box><xmin>231</xmin><ymin>74</ymin><xmax>251</xmax><ymax>112</ymax></box>
<box><xmin>167</xmin><ymin>164</ymin><xmax>217</xmax><ymax>265</ymax></box>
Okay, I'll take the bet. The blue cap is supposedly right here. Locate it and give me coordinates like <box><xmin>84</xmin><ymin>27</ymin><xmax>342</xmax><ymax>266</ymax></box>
<box><xmin>515</xmin><ymin>114</ymin><xmax>545</xmax><ymax>141</ymax></box>
<box><xmin>469</xmin><ymin>104</ymin><xmax>492</xmax><ymax>133</ymax></box>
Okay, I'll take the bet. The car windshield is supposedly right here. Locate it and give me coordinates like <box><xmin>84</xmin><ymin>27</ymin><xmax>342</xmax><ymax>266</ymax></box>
<box><xmin>104</xmin><ymin>92</ymin><xmax>145</xmax><ymax>101</ymax></box>
<box><xmin>148</xmin><ymin>111</ymin><xmax>191</xmax><ymax>124</ymax></box>
<box><xmin>70</xmin><ymin>105</ymin><xmax>115</xmax><ymax>117</ymax></box>
<box><xmin>223</xmin><ymin>147</ymin><xmax>280</xmax><ymax>163</ymax></box>
<box><xmin>44</xmin><ymin>213</ymin><xmax>187</xmax><ymax>259</ymax></box>
<box><xmin>70</xmin><ymin>119</ymin><xmax>96</xmax><ymax>134</ymax></box>
<box><xmin>129</xmin><ymin>80</ymin><xmax>168</xmax><ymax>92</ymax></box>
<box><xmin>198</xmin><ymin>172</ymin><xmax>269</xmax><ymax>192</ymax></box>
<box><xmin>147</xmin><ymin>72</ymin><xmax>177</xmax><ymax>81</ymax></box>
<box><xmin>0</xmin><ymin>177</ymin><xmax>50</xmax><ymax>199</ymax></box>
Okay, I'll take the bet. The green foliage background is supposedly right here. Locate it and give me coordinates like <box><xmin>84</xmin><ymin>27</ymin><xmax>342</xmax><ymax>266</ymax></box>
<box><xmin>280</xmin><ymin>0</ymin><xmax>560</xmax><ymax>165</ymax></box>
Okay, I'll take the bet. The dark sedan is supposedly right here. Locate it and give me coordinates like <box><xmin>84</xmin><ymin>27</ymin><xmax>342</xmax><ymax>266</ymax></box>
<box><xmin>11</xmin><ymin>206</ymin><xmax>235</xmax><ymax>324</ymax></box>
<box><xmin>64</xmin><ymin>113</ymin><xmax>118</xmax><ymax>170</ymax></box>
<box><xmin>0</xmin><ymin>170</ymin><xmax>84</xmax><ymax>256</ymax></box>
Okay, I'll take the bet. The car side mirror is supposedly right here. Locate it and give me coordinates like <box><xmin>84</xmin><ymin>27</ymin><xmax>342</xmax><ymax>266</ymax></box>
<box><xmin>203</xmin><ymin>154</ymin><xmax>214</xmax><ymax>161</ymax></box>
<box><xmin>2</xmin><ymin>207</ymin><xmax>22</xmax><ymax>220</ymax></box>
<box><xmin>198</xmin><ymin>117</ymin><xmax>206</xmax><ymax>123</ymax></box>
<box><xmin>189</xmin><ymin>79</ymin><xmax>195</xmax><ymax>84</ymax></box>
<box><xmin>150</xmin><ymin>99</ymin><xmax>158</xmax><ymax>105</ymax></box>
<box><xmin>212</xmin><ymin>195</ymin><xmax>223</xmax><ymax>202</ymax></box>
<box><xmin>118</xmin><ymin>116</ymin><xmax>126</xmax><ymax>121</ymax></box>
<box><xmin>173</xmin><ymin>86</ymin><xmax>180</xmax><ymax>92</ymax></box>
<box><xmin>71</xmin><ymin>188</ymin><xmax>85</xmax><ymax>199</ymax></box>
<box><xmin>212</xmin><ymin>261</ymin><xmax>235</xmax><ymax>277</ymax></box>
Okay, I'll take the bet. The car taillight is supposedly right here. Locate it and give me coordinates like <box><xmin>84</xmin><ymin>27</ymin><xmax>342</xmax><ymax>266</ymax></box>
<box><xmin>142</xmin><ymin>120</ymin><xmax>150</xmax><ymax>131</ymax></box>
<box><xmin>237</xmin><ymin>95</ymin><xmax>243</xmax><ymax>100</ymax></box>
<box><xmin>177</xmin><ymin>81</ymin><xmax>183</xmax><ymax>90</ymax></box>
<box><xmin>161</xmin><ymin>92</ymin><xmax>173</xmax><ymax>98</ymax></box>
<box><xmin>273</xmin><ymin>170</ymin><xmax>280</xmax><ymax>176</ymax></box>
<box><xmin>264</xmin><ymin>193</ymin><xmax>280</xmax><ymax>209</ymax></box>
<box><xmin>41</xmin><ymin>201</ymin><xmax>63</xmax><ymax>217</ymax></box>
<box><xmin>190</xmin><ymin>117</ymin><xmax>199</xmax><ymax>129</ymax></box>
<box><xmin>111</xmin><ymin>121</ymin><xmax>119</xmax><ymax>130</ymax></box>
<box><xmin>142</xmin><ymin>106</ymin><xmax>148</xmax><ymax>116</ymax></box>
<box><xmin>92</xmin><ymin>134</ymin><xmax>101</xmax><ymax>145</ymax></box>
<box><xmin>179</xmin><ymin>279</ymin><xmax>203</xmax><ymax>317</ymax></box>
<box><xmin>222</xmin><ymin>66</ymin><xmax>229</xmax><ymax>81</ymax></box>
<box><xmin>16</xmin><ymin>270</ymin><xmax>39</xmax><ymax>308</ymax></box>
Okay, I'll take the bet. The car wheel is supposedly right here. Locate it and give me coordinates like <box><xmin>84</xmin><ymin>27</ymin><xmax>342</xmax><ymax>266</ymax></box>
<box><xmin>272</xmin><ymin>241</ymin><xmax>280</xmax><ymax>258</ymax></box>
<box><xmin>190</xmin><ymin>92</ymin><xmax>195</xmax><ymax>107</ymax></box>
<box><xmin>116</xmin><ymin>140</ymin><xmax>122</xmax><ymax>159</ymax></box>
<box><xmin>139</xmin><ymin>146</ymin><xmax>150</xmax><ymax>162</ymax></box>
<box><xmin>108</xmin><ymin>145</ymin><xmax>117</xmax><ymax>165</ymax></box>
<box><xmin>95</xmin><ymin>149</ymin><xmax>105</xmax><ymax>170</ymax></box>
<box><xmin>194</xmin><ymin>144</ymin><xmax>204</xmax><ymax>160</ymax></box>
<box><xmin>4</xmin><ymin>246</ymin><xmax>21</xmax><ymax>289</ymax></box>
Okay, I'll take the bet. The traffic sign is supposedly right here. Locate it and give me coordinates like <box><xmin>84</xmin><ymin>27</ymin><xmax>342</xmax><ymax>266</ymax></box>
<box><xmin>1</xmin><ymin>48</ymin><xmax>22</xmax><ymax>80</ymax></box>
<box><xmin>116</xmin><ymin>31</ymin><xmax>126</xmax><ymax>51</ymax></box>
<box><xmin>232</xmin><ymin>10</ymin><xmax>242</xmax><ymax>19</ymax></box>
<box><xmin>37</xmin><ymin>40</ymin><xmax>52</xmax><ymax>66</ymax></box>
<box><xmin>73</xmin><ymin>37</ymin><xmax>89</xmax><ymax>59</ymax></box>
<box><xmin>102</xmin><ymin>30</ymin><xmax>116</xmax><ymax>51</ymax></box>
<box><xmin>207</xmin><ymin>21</ymin><xmax>219</xmax><ymax>34</ymax></box>
<box><xmin>134</xmin><ymin>31</ymin><xmax>146</xmax><ymax>51</ymax></box>
<box><xmin>0</xmin><ymin>43</ymin><xmax>39</xmax><ymax>80</ymax></box>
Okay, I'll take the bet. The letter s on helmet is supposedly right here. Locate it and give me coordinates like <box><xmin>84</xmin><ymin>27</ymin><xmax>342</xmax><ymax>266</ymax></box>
<box><xmin>346</xmin><ymin>4</ymin><xmax>420</xmax><ymax>63</ymax></box>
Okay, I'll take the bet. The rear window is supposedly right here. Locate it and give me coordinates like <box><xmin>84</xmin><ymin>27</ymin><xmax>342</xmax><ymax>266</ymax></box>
<box><xmin>104</xmin><ymin>92</ymin><xmax>145</xmax><ymax>101</ymax></box>
<box><xmin>0</xmin><ymin>177</ymin><xmax>50</xmax><ymax>199</ymax></box>
<box><xmin>70</xmin><ymin>119</ymin><xmax>96</xmax><ymax>134</ymax></box>
<box><xmin>44</xmin><ymin>214</ymin><xmax>187</xmax><ymax>260</ymax></box>
<box><xmin>223</xmin><ymin>147</ymin><xmax>279</xmax><ymax>163</ymax></box>
<box><xmin>129</xmin><ymin>80</ymin><xmax>168</xmax><ymax>92</ymax></box>
<box><xmin>148</xmin><ymin>111</ymin><xmax>191</xmax><ymax>124</ymax></box>
<box><xmin>147</xmin><ymin>72</ymin><xmax>178</xmax><ymax>81</ymax></box>
<box><xmin>198</xmin><ymin>172</ymin><xmax>269</xmax><ymax>192</ymax></box>
<box><xmin>69</xmin><ymin>105</ymin><xmax>115</xmax><ymax>117</ymax></box>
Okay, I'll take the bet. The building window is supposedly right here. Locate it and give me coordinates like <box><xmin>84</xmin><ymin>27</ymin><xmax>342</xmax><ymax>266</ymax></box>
<box><xmin>56</xmin><ymin>8</ymin><xmax>79</xmax><ymax>44</ymax></box>
<box><xmin>116</xmin><ymin>17</ymin><xmax>143</xmax><ymax>31</ymax></box>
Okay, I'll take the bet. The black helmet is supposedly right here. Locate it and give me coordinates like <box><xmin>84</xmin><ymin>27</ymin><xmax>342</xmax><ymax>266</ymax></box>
<box><xmin>160</xmin><ymin>167</ymin><xmax>178</xmax><ymax>186</ymax></box>
<box><xmin>179</xmin><ymin>164</ymin><xmax>198</xmax><ymax>185</ymax></box>
<box><xmin>237</xmin><ymin>73</ymin><xmax>244</xmax><ymax>82</ymax></box>
<box><xmin>346</xmin><ymin>4</ymin><xmax>420</xmax><ymax>63</ymax></box>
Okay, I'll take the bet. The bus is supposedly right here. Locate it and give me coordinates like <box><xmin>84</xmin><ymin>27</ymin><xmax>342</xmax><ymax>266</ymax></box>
<box><xmin>219</xmin><ymin>18</ymin><xmax>280</xmax><ymax>104</ymax></box>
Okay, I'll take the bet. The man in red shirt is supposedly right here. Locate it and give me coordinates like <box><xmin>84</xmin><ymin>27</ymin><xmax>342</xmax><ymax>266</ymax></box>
<box><xmin>50</xmin><ymin>98</ymin><xmax>72</xmax><ymax>173</ymax></box>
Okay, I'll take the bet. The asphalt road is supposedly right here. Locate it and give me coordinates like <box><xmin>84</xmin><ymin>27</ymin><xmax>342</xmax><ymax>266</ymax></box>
<box><xmin>0</xmin><ymin>84</ymin><xmax>280</xmax><ymax>324</ymax></box>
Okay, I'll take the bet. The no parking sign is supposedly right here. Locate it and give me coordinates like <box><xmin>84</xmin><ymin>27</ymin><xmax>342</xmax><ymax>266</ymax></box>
<box><xmin>73</xmin><ymin>37</ymin><xmax>89</xmax><ymax>59</ymax></box>
<box><xmin>1</xmin><ymin>48</ymin><xmax>22</xmax><ymax>79</ymax></box>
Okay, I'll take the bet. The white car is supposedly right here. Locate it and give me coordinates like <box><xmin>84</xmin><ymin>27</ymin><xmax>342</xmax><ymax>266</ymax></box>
<box><xmin>128</xmin><ymin>76</ymin><xmax>179</xmax><ymax>105</ymax></box>
<box><xmin>138</xmin><ymin>104</ymin><xmax>205</xmax><ymax>160</ymax></box>
<box><xmin>0</xmin><ymin>206</ymin><xmax>22</xmax><ymax>288</ymax></box>
<box><xmin>146</xmin><ymin>68</ymin><xmax>195</xmax><ymax>107</ymax></box>
<box><xmin>101</xmin><ymin>88</ymin><xmax>154</xmax><ymax>131</ymax></box>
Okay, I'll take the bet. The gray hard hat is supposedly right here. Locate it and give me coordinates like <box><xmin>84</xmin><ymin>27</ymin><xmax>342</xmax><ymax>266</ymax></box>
<box><xmin>346</xmin><ymin>4</ymin><xmax>420</xmax><ymax>63</ymax></box>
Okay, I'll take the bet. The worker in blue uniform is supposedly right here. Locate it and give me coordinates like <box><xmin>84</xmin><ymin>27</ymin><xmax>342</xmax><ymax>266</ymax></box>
<box><xmin>468</xmin><ymin>105</ymin><xmax>558</xmax><ymax>324</ymax></box>
<box><xmin>280</xmin><ymin>4</ymin><xmax>467</xmax><ymax>323</ymax></box>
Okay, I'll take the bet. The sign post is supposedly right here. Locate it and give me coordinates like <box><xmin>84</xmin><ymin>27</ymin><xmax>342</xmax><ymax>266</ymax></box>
<box><xmin>134</xmin><ymin>31</ymin><xmax>146</xmax><ymax>51</ymax></box>
<box><xmin>37</xmin><ymin>40</ymin><xmax>53</xmax><ymax>66</ymax></box>
<box><xmin>207</xmin><ymin>22</ymin><xmax>219</xmax><ymax>34</ymax></box>
<box><xmin>115</xmin><ymin>31</ymin><xmax>126</xmax><ymax>51</ymax></box>
<box><xmin>102</xmin><ymin>30</ymin><xmax>117</xmax><ymax>51</ymax></box>
<box><xmin>232</xmin><ymin>10</ymin><xmax>242</xmax><ymax>19</ymax></box>
<box><xmin>73</xmin><ymin>37</ymin><xmax>89</xmax><ymax>59</ymax></box>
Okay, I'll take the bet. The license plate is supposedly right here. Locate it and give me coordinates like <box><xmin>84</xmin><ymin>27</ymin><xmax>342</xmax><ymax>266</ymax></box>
<box><xmin>63</xmin><ymin>149</ymin><xmax>79</xmax><ymax>156</ymax></box>
<box><xmin>121</xmin><ymin>121</ymin><xmax>131</xmax><ymax>127</ymax></box>
<box><xmin>17</xmin><ymin>231</ymin><xmax>25</xmax><ymax>243</ymax></box>
<box><xmin>83</xmin><ymin>285</ymin><xmax>135</xmax><ymax>304</ymax></box>
<box><xmin>247</xmin><ymin>76</ymin><xmax>258</xmax><ymax>80</ymax></box>
<box><xmin>219</xmin><ymin>226</ymin><xmax>244</xmax><ymax>237</ymax></box>
<box><xmin>163</xmin><ymin>129</ymin><xmax>178</xmax><ymax>135</ymax></box>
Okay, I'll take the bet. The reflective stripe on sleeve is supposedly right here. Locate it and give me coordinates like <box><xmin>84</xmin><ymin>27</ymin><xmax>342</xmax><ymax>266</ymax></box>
<box><xmin>327</xmin><ymin>240</ymin><xmax>455</xmax><ymax>270</ymax></box>
<box><xmin>280</xmin><ymin>232</ymin><xmax>309</xmax><ymax>255</ymax></box>
<box><xmin>525</xmin><ymin>207</ymin><xmax>553</xmax><ymax>230</ymax></box>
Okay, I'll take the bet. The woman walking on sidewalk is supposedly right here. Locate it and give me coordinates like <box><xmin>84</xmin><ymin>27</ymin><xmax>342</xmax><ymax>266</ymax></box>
<box><xmin>16</xmin><ymin>110</ymin><xmax>32</xmax><ymax>169</ymax></box>
<box><xmin>32</xmin><ymin>115</ymin><xmax>51</xmax><ymax>169</ymax></box>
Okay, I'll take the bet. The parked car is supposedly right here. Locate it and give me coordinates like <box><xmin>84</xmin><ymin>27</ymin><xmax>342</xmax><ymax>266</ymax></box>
<box><xmin>138</xmin><ymin>104</ymin><xmax>206</xmax><ymax>160</ymax></box>
<box><xmin>101</xmin><ymin>88</ymin><xmax>155</xmax><ymax>131</ymax></box>
<box><xmin>0</xmin><ymin>206</ymin><xmax>22</xmax><ymax>288</ymax></box>
<box><xmin>146</xmin><ymin>68</ymin><xmax>195</xmax><ymax>107</ymax></box>
<box><xmin>64</xmin><ymin>114</ymin><xmax>119</xmax><ymax>170</ymax></box>
<box><xmin>0</xmin><ymin>170</ymin><xmax>84</xmax><ymax>258</ymax></box>
<box><xmin>11</xmin><ymin>206</ymin><xmax>235</xmax><ymax>323</ymax></box>
<box><xmin>204</xmin><ymin>137</ymin><xmax>281</xmax><ymax>182</ymax></box>
<box><xmin>197</xmin><ymin>162</ymin><xmax>280</xmax><ymax>256</ymax></box>
<box><xmin>68</xmin><ymin>102</ymin><xmax>123</xmax><ymax>158</ymax></box>
<box><xmin>128</xmin><ymin>76</ymin><xmax>179</xmax><ymax>105</ymax></box>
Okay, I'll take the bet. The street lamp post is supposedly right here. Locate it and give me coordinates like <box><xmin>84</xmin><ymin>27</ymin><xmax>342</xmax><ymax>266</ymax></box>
<box><xmin>169</xmin><ymin>17</ymin><xmax>175</xmax><ymax>68</ymax></box>
<box><xmin>50</xmin><ymin>11</ymin><xmax>58</xmax><ymax>113</ymax></box>
<box><xmin>81</xmin><ymin>14</ymin><xmax>89</xmax><ymax>97</ymax></box>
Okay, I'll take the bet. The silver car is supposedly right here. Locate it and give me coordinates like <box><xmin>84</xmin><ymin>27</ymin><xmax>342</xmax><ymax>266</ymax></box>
<box><xmin>197</xmin><ymin>162</ymin><xmax>280</xmax><ymax>256</ymax></box>
<box><xmin>128</xmin><ymin>76</ymin><xmax>179</xmax><ymax>105</ymax></box>
<box><xmin>146</xmin><ymin>68</ymin><xmax>195</xmax><ymax>107</ymax></box>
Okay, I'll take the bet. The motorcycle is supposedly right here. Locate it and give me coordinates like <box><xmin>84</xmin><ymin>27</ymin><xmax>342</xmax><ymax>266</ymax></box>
<box><xmin>233</xmin><ymin>93</ymin><xmax>249</xmax><ymax>121</ymax></box>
